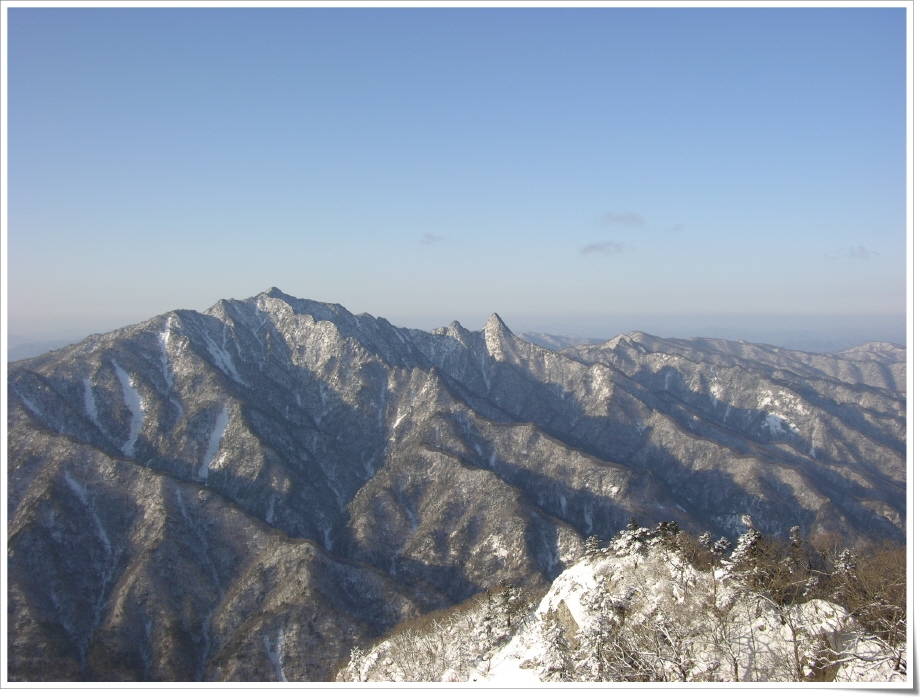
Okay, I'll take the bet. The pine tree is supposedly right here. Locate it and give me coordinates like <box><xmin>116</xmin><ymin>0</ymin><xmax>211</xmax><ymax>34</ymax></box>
<box><xmin>584</xmin><ymin>535</ymin><xmax>601</xmax><ymax>557</ymax></box>
<box><xmin>541</xmin><ymin>614</ymin><xmax>573</xmax><ymax>681</ymax></box>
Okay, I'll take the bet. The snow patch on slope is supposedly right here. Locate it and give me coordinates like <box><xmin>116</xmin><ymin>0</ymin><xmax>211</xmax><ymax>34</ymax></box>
<box><xmin>83</xmin><ymin>378</ymin><xmax>100</xmax><ymax>428</ymax></box>
<box><xmin>64</xmin><ymin>471</ymin><xmax>111</xmax><ymax>554</ymax></box>
<box><xmin>198</xmin><ymin>406</ymin><xmax>229</xmax><ymax>481</ymax></box>
<box><xmin>158</xmin><ymin>317</ymin><xmax>175</xmax><ymax>388</ymax></box>
<box><xmin>202</xmin><ymin>326</ymin><xmax>244</xmax><ymax>384</ymax></box>
<box><xmin>264</xmin><ymin>627</ymin><xmax>288</xmax><ymax>682</ymax></box>
<box><xmin>112</xmin><ymin>360</ymin><xmax>144</xmax><ymax>457</ymax></box>
<box><xmin>14</xmin><ymin>389</ymin><xmax>44</xmax><ymax>421</ymax></box>
<box><xmin>764</xmin><ymin>412</ymin><xmax>799</xmax><ymax>436</ymax></box>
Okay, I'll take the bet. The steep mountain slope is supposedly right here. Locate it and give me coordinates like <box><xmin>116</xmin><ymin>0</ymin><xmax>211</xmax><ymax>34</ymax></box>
<box><xmin>6</xmin><ymin>288</ymin><xmax>906</xmax><ymax>680</ymax></box>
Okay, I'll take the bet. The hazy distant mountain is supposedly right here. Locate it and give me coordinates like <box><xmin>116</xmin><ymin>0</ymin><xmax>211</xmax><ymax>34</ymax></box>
<box><xmin>8</xmin><ymin>337</ymin><xmax>84</xmax><ymax>362</ymax></box>
<box><xmin>517</xmin><ymin>333</ymin><xmax>604</xmax><ymax>351</ymax></box>
<box><xmin>7</xmin><ymin>288</ymin><xmax>905</xmax><ymax>681</ymax></box>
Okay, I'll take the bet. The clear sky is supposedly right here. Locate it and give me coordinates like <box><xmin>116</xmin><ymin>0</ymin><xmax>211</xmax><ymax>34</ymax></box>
<box><xmin>5</xmin><ymin>4</ymin><xmax>909</xmax><ymax>347</ymax></box>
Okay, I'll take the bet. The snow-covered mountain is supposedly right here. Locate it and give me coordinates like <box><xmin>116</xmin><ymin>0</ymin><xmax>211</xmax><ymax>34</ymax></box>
<box><xmin>7</xmin><ymin>288</ymin><xmax>906</xmax><ymax>681</ymax></box>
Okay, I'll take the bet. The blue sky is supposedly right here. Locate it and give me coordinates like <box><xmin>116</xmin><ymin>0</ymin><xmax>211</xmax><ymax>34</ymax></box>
<box><xmin>5</xmin><ymin>5</ymin><xmax>909</xmax><ymax>347</ymax></box>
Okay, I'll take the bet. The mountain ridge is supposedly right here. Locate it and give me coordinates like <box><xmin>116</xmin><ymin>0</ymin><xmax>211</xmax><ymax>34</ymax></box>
<box><xmin>7</xmin><ymin>288</ymin><xmax>906</xmax><ymax>680</ymax></box>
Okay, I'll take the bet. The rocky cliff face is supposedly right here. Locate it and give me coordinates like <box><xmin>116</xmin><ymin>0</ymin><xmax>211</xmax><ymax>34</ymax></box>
<box><xmin>7</xmin><ymin>288</ymin><xmax>905</xmax><ymax>681</ymax></box>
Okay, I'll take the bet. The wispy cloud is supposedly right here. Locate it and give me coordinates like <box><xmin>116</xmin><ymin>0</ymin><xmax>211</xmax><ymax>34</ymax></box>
<box><xmin>419</xmin><ymin>233</ymin><xmax>446</xmax><ymax>246</ymax></box>
<box><xmin>825</xmin><ymin>245</ymin><xmax>879</xmax><ymax>260</ymax></box>
<box><xmin>600</xmin><ymin>211</ymin><xmax>646</xmax><ymax>229</ymax></box>
<box><xmin>581</xmin><ymin>241</ymin><xmax>625</xmax><ymax>256</ymax></box>
<box><xmin>845</xmin><ymin>245</ymin><xmax>879</xmax><ymax>259</ymax></box>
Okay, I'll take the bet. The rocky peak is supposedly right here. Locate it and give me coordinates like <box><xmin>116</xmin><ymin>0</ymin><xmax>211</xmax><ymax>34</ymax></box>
<box><xmin>482</xmin><ymin>313</ymin><xmax>513</xmax><ymax>359</ymax></box>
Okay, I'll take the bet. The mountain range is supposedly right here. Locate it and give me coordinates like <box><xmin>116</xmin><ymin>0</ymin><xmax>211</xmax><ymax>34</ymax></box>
<box><xmin>6</xmin><ymin>288</ymin><xmax>906</xmax><ymax>681</ymax></box>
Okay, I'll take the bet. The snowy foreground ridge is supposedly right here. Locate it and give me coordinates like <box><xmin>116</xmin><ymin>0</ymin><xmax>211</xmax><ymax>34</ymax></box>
<box><xmin>340</xmin><ymin>525</ymin><xmax>906</xmax><ymax>683</ymax></box>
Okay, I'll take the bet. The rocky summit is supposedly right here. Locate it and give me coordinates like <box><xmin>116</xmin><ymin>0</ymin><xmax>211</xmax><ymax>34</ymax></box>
<box><xmin>7</xmin><ymin>288</ymin><xmax>905</xmax><ymax>681</ymax></box>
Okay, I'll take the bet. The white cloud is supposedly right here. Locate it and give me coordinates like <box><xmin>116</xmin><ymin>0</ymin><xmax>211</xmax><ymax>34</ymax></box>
<box><xmin>419</xmin><ymin>233</ymin><xmax>446</xmax><ymax>246</ymax></box>
<box><xmin>581</xmin><ymin>241</ymin><xmax>625</xmax><ymax>256</ymax></box>
<box><xmin>600</xmin><ymin>211</ymin><xmax>645</xmax><ymax>228</ymax></box>
<box><xmin>825</xmin><ymin>245</ymin><xmax>879</xmax><ymax>260</ymax></box>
